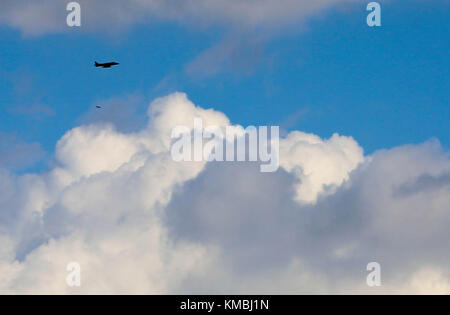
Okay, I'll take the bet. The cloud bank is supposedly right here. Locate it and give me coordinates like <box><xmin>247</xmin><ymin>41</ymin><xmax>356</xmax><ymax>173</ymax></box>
<box><xmin>0</xmin><ymin>0</ymin><xmax>362</xmax><ymax>36</ymax></box>
<box><xmin>0</xmin><ymin>93</ymin><xmax>448</xmax><ymax>294</ymax></box>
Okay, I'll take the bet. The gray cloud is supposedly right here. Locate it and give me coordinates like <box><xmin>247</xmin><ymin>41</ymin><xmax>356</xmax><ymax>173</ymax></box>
<box><xmin>166</xmin><ymin>144</ymin><xmax>450</xmax><ymax>293</ymax></box>
<box><xmin>8</xmin><ymin>104</ymin><xmax>55</xmax><ymax>119</ymax></box>
<box><xmin>185</xmin><ymin>35</ymin><xmax>265</xmax><ymax>77</ymax></box>
<box><xmin>0</xmin><ymin>132</ymin><xmax>46</xmax><ymax>171</ymax></box>
<box><xmin>6</xmin><ymin>72</ymin><xmax>55</xmax><ymax>120</ymax></box>
<box><xmin>0</xmin><ymin>0</ymin><xmax>362</xmax><ymax>36</ymax></box>
<box><xmin>395</xmin><ymin>172</ymin><xmax>450</xmax><ymax>197</ymax></box>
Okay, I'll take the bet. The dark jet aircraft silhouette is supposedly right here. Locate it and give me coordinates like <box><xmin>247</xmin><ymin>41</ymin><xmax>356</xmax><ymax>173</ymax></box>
<box><xmin>95</xmin><ymin>61</ymin><xmax>119</xmax><ymax>68</ymax></box>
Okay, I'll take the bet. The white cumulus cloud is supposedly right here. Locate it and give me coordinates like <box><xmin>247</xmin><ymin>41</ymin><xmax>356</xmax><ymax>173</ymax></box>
<box><xmin>0</xmin><ymin>92</ymin><xmax>449</xmax><ymax>294</ymax></box>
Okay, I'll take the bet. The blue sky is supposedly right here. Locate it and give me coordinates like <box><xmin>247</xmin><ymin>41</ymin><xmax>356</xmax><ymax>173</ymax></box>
<box><xmin>0</xmin><ymin>0</ymin><xmax>448</xmax><ymax>172</ymax></box>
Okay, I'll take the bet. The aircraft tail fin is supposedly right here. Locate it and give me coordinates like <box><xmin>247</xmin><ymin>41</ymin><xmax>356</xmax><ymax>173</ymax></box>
<box><xmin>95</xmin><ymin>61</ymin><xmax>100</xmax><ymax>67</ymax></box>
